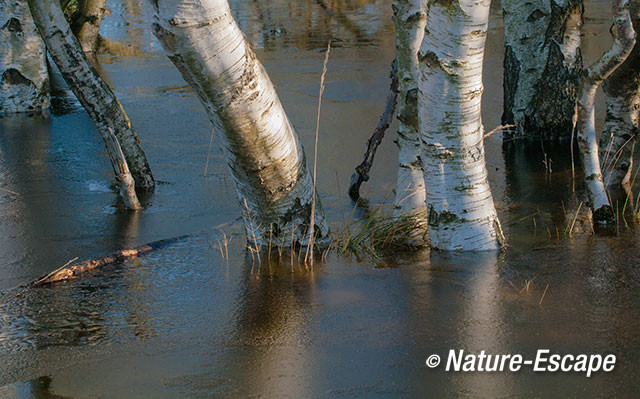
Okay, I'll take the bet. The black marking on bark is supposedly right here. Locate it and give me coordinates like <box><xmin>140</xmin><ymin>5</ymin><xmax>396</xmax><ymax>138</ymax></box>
<box><xmin>1</xmin><ymin>69</ymin><xmax>32</xmax><ymax>86</ymax></box>
<box><xmin>421</xmin><ymin>51</ymin><xmax>445</xmax><ymax>71</ymax></box>
<box><xmin>3</xmin><ymin>18</ymin><xmax>23</xmax><ymax>33</ymax></box>
<box><xmin>593</xmin><ymin>205</ymin><xmax>615</xmax><ymax>225</ymax></box>
<box><xmin>585</xmin><ymin>173</ymin><xmax>603</xmax><ymax>181</ymax></box>
<box><xmin>527</xmin><ymin>9</ymin><xmax>547</xmax><ymax>22</ymax></box>
<box><xmin>398</xmin><ymin>88</ymin><xmax>418</xmax><ymax>129</ymax></box>
<box><xmin>428</xmin><ymin>206</ymin><xmax>465</xmax><ymax>227</ymax></box>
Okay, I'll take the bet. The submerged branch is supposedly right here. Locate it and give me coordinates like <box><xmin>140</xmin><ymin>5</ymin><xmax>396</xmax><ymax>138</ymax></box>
<box><xmin>349</xmin><ymin>59</ymin><xmax>398</xmax><ymax>200</ymax></box>
<box><xmin>30</xmin><ymin>235</ymin><xmax>192</xmax><ymax>286</ymax></box>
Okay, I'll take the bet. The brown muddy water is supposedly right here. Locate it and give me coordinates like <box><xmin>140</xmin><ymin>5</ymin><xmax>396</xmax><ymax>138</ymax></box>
<box><xmin>1</xmin><ymin>0</ymin><xmax>639</xmax><ymax>397</ymax></box>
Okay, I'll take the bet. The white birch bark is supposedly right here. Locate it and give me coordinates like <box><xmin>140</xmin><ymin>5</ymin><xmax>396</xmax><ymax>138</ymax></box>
<box><xmin>577</xmin><ymin>0</ymin><xmax>635</xmax><ymax>224</ymax></box>
<box><xmin>27</xmin><ymin>0</ymin><xmax>155</xmax><ymax>192</ymax></box>
<box><xmin>105</xmin><ymin>128</ymin><xmax>141</xmax><ymax>210</ymax></box>
<box><xmin>393</xmin><ymin>0</ymin><xmax>427</xmax><ymax>222</ymax></box>
<box><xmin>599</xmin><ymin>1</ymin><xmax>640</xmax><ymax>188</ymax></box>
<box><xmin>0</xmin><ymin>0</ymin><xmax>50</xmax><ymax>116</ymax></box>
<box><xmin>418</xmin><ymin>0</ymin><xmax>505</xmax><ymax>251</ymax></box>
<box><xmin>149</xmin><ymin>0</ymin><xmax>330</xmax><ymax>248</ymax></box>
<box><xmin>502</xmin><ymin>0</ymin><xmax>583</xmax><ymax>141</ymax></box>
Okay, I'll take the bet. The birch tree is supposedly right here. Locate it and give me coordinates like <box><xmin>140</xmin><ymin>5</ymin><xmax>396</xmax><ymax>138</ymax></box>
<box><xmin>599</xmin><ymin>0</ymin><xmax>640</xmax><ymax>189</ymax></box>
<box><xmin>149</xmin><ymin>0</ymin><xmax>330</xmax><ymax>248</ymax></box>
<box><xmin>28</xmin><ymin>0</ymin><xmax>155</xmax><ymax>208</ymax></box>
<box><xmin>576</xmin><ymin>0</ymin><xmax>635</xmax><ymax>224</ymax></box>
<box><xmin>502</xmin><ymin>0</ymin><xmax>583</xmax><ymax>141</ymax></box>
<box><xmin>393</xmin><ymin>0</ymin><xmax>427</xmax><ymax>225</ymax></box>
<box><xmin>0</xmin><ymin>0</ymin><xmax>50</xmax><ymax>116</ymax></box>
<box><xmin>418</xmin><ymin>0</ymin><xmax>505</xmax><ymax>251</ymax></box>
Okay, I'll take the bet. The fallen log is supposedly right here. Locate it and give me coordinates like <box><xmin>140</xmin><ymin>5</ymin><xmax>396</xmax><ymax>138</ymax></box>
<box><xmin>31</xmin><ymin>235</ymin><xmax>192</xmax><ymax>286</ymax></box>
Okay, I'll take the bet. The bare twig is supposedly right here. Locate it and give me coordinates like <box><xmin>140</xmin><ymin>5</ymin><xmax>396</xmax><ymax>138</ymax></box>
<box><xmin>349</xmin><ymin>59</ymin><xmax>399</xmax><ymax>200</ymax></box>
<box><xmin>483</xmin><ymin>124</ymin><xmax>515</xmax><ymax>139</ymax></box>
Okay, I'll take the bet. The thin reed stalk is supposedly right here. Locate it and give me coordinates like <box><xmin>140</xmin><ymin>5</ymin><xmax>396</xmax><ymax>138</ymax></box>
<box><xmin>305</xmin><ymin>41</ymin><xmax>331</xmax><ymax>266</ymax></box>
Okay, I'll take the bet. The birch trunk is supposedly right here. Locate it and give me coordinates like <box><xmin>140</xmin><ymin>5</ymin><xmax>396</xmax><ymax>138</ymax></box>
<box><xmin>27</xmin><ymin>0</ymin><xmax>155</xmax><ymax>192</ymax></box>
<box><xmin>73</xmin><ymin>0</ymin><xmax>108</xmax><ymax>53</ymax></box>
<box><xmin>599</xmin><ymin>0</ymin><xmax>640</xmax><ymax>188</ymax></box>
<box><xmin>393</xmin><ymin>0</ymin><xmax>427</xmax><ymax>223</ymax></box>
<box><xmin>577</xmin><ymin>0</ymin><xmax>635</xmax><ymax>224</ymax></box>
<box><xmin>502</xmin><ymin>0</ymin><xmax>583</xmax><ymax>141</ymax></box>
<box><xmin>0</xmin><ymin>0</ymin><xmax>50</xmax><ymax>116</ymax></box>
<box><xmin>149</xmin><ymin>0</ymin><xmax>330</xmax><ymax>249</ymax></box>
<box><xmin>418</xmin><ymin>0</ymin><xmax>505</xmax><ymax>251</ymax></box>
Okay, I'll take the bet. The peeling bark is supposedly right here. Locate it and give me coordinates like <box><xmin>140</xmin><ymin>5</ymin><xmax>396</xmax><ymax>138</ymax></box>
<box><xmin>28</xmin><ymin>0</ymin><xmax>155</xmax><ymax>197</ymax></box>
<box><xmin>502</xmin><ymin>0</ymin><xmax>583</xmax><ymax>141</ymax></box>
<box><xmin>577</xmin><ymin>0</ymin><xmax>635</xmax><ymax>225</ymax></box>
<box><xmin>393</xmin><ymin>0</ymin><xmax>428</xmax><ymax>229</ymax></box>
<box><xmin>600</xmin><ymin>0</ymin><xmax>640</xmax><ymax>188</ymax></box>
<box><xmin>0</xmin><ymin>0</ymin><xmax>50</xmax><ymax>116</ymax></box>
<box><xmin>150</xmin><ymin>0</ymin><xmax>329</xmax><ymax>249</ymax></box>
<box><xmin>73</xmin><ymin>0</ymin><xmax>107</xmax><ymax>53</ymax></box>
<box><xmin>419</xmin><ymin>0</ymin><xmax>504</xmax><ymax>251</ymax></box>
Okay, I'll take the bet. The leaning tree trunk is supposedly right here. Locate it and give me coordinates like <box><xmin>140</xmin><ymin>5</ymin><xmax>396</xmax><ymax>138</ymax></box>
<box><xmin>418</xmin><ymin>0</ymin><xmax>505</xmax><ymax>251</ymax></box>
<box><xmin>599</xmin><ymin>0</ymin><xmax>640</xmax><ymax>188</ymax></box>
<box><xmin>28</xmin><ymin>0</ymin><xmax>154</xmax><ymax>206</ymax></box>
<box><xmin>149</xmin><ymin>0</ymin><xmax>329</xmax><ymax>249</ymax></box>
<box><xmin>577</xmin><ymin>0</ymin><xmax>635</xmax><ymax>225</ymax></box>
<box><xmin>0</xmin><ymin>0</ymin><xmax>50</xmax><ymax>116</ymax></box>
<box><xmin>392</xmin><ymin>0</ymin><xmax>427</xmax><ymax>224</ymax></box>
<box><xmin>502</xmin><ymin>0</ymin><xmax>583</xmax><ymax>141</ymax></box>
<box><xmin>73</xmin><ymin>0</ymin><xmax>108</xmax><ymax>53</ymax></box>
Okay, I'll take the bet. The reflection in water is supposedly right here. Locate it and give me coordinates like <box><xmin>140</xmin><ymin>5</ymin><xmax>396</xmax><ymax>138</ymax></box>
<box><xmin>0</xmin><ymin>376</ymin><xmax>67</xmax><ymax>399</ymax></box>
<box><xmin>230</xmin><ymin>258</ymin><xmax>317</xmax><ymax>397</ymax></box>
<box><xmin>502</xmin><ymin>141</ymin><xmax>585</xmax><ymax>243</ymax></box>
<box><xmin>232</xmin><ymin>0</ymin><xmax>385</xmax><ymax>51</ymax></box>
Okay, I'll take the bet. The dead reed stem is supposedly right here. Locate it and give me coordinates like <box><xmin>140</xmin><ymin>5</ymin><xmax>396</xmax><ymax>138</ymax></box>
<box><xmin>305</xmin><ymin>41</ymin><xmax>331</xmax><ymax>266</ymax></box>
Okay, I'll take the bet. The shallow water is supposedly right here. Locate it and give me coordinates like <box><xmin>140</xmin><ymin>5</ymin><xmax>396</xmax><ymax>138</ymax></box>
<box><xmin>1</xmin><ymin>0</ymin><xmax>639</xmax><ymax>397</ymax></box>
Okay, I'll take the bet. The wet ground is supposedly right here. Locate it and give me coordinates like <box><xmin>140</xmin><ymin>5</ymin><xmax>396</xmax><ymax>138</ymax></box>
<box><xmin>1</xmin><ymin>0</ymin><xmax>639</xmax><ymax>397</ymax></box>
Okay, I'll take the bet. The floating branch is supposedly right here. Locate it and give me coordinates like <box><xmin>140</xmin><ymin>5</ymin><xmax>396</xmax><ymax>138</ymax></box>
<box><xmin>31</xmin><ymin>235</ymin><xmax>192</xmax><ymax>286</ymax></box>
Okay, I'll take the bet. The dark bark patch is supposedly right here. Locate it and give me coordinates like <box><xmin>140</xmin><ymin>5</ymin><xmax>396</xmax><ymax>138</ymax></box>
<box><xmin>527</xmin><ymin>9</ymin><xmax>547</xmax><ymax>22</ymax></box>
<box><xmin>1</xmin><ymin>68</ymin><xmax>32</xmax><ymax>86</ymax></box>
<box><xmin>593</xmin><ymin>205</ymin><xmax>615</xmax><ymax>226</ymax></box>
<box><xmin>2</xmin><ymin>18</ymin><xmax>23</xmax><ymax>33</ymax></box>
<box><xmin>398</xmin><ymin>88</ymin><xmax>418</xmax><ymax>129</ymax></box>
<box><xmin>428</xmin><ymin>206</ymin><xmax>466</xmax><ymax>227</ymax></box>
<box><xmin>523</xmin><ymin>41</ymin><xmax>582</xmax><ymax>141</ymax></box>
<box><xmin>420</xmin><ymin>51</ymin><xmax>444</xmax><ymax>71</ymax></box>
